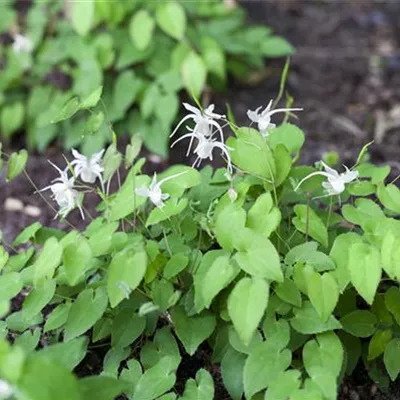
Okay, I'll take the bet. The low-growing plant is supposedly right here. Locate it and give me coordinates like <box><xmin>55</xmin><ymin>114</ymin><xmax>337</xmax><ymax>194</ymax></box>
<box><xmin>2</xmin><ymin>93</ymin><xmax>400</xmax><ymax>400</ymax></box>
<box><xmin>0</xmin><ymin>0</ymin><xmax>293</xmax><ymax>156</ymax></box>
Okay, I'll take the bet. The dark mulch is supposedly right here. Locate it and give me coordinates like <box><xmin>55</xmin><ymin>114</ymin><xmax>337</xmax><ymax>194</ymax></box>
<box><xmin>2</xmin><ymin>0</ymin><xmax>400</xmax><ymax>398</ymax></box>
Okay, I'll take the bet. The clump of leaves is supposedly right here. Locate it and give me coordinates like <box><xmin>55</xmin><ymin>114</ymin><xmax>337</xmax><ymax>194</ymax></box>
<box><xmin>1</xmin><ymin>95</ymin><xmax>399</xmax><ymax>400</ymax></box>
<box><xmin>0</xmin><ymin>0</ymin><xmax>293</xmax><ymax>156</ymax></box>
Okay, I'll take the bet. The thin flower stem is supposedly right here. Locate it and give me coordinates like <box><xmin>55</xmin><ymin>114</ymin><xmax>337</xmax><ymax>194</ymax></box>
<box><xmin>305</xmin><ymin>194</ymin><xmax>310</xmax><ymax>242</ymax></box>
<box><xmin>326</xmin><ymin>196</ymin><xmax>334</xmax><ymax>228</ymax></box>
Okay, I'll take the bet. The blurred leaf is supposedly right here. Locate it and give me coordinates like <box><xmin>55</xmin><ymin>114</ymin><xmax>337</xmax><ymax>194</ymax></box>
<box><xmin>7</xmin><ymin>149</ymin><xmax>28</xmax><ymax>182</ymax></box>
<box><xmin>1</xmin><ymin>102</ymin><xmax>24</xmax><ymax>138</ymax></box>
<box><xmin>155</xmin><ymin>1</ymin><xmax>186</xmax><ymax>40</ymax></box>
<box><xmin>70</xmin><ymin>0</ymin><xmax>94</xmax><ymax>36</ymax></box>
<box><xmin>181</xmin><ymin>52</ymin><xmax>207</xmax><ymax>99</ymax></box>
<box><xmin>130</xmin><ymin>10</ymin><xmax>155</xmax><ymax>50</ymax></box>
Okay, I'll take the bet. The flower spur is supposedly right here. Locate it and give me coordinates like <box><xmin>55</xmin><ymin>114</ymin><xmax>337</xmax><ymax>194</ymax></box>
<box><xmin>247</xmin><ymin>100</ymin><xmax>303</xmax><ymax>137</ymax></box>
<box><xmin>135</xmin><ymin>171</ymin><xmax>188</xmax><ymax>208</ymax></box>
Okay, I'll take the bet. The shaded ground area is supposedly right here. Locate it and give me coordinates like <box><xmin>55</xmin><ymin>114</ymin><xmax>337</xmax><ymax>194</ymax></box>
<box><xmin>1</xmin><ymin>1</ymin><xmax>400</xmax><ymax>399</ymax></box>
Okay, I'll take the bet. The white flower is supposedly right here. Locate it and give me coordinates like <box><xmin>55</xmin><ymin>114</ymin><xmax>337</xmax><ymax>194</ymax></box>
<box><xmin>0</xmin><ymin>380</ymin><xmax>13</xmax><ymax>399</ymax></box>
<box><xmin>170</xmin><ymin>103</ymin><xmax>225</xmax><ymax>156</ymax></box>
<box><xmin>295</xmin><ymin>161</ymin><xmax>358</xmax><ymax>196</ymax></box>
<box><xmin>171</xmin><ymin>130</ymin><xmax>233</xmax><ymax>174</ymax></box>
<box><xmin>247</xmin><ymin>100</ymin><xmax>303</xmax><ymax>137</ymax></box>
<box><xmin>40</xmin><ymin>161</ymin><xmax>84</xmax><ymax>219</ymax></box>
<box><xmin>12</xmin><ymin>34</ymin><xmax>33</xmax><ymax>54</ymax></box>
<box><xmin>71</xmin><ymin>149</ymin><xmax>104</xmax><ymax>186</ymax></box>
<box><xmin>135</xmin><ymin>171</ymin><xmax>188</xmax><ymax>208</ymax></box>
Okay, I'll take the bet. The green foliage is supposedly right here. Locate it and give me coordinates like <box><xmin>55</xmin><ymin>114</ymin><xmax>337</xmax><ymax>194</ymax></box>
<box><xmin>0</xmin><ymin>0</ymin><xmax>293</xmax><ymax>156</ymax></box>
<box><xmin>2</xmin><ymin>96</ymin><xmax>400</xmax><ymax>400</ymax></box>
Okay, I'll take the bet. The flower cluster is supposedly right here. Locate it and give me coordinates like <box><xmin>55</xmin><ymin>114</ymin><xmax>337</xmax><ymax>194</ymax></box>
<box><xmin>40</xmin><ymin>149</ymin><xmax>104</xmax><ymax>219</ymax></box>
<box><xmin>40</xmin><ymin>101</ymin><xmax>357</xmax><ymax>218</ymax></box>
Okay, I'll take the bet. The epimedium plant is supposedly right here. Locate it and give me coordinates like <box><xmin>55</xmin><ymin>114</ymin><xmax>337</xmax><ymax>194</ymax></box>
<box><xmin>2</xmin><ymin>95</ymin><xmax>400</xmax><ymax>400</ymax></box>
<box><xmin>0</xmin><ymin>0</ymin><xmax>293</xmax><ymax>156</ymax></box>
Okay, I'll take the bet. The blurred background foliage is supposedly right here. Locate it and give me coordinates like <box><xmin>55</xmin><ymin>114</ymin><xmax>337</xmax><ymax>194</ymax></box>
<box><xmin>0</xmin><ymin>0</ymin><xmax>293</xmax><ymax>157</ymax></box>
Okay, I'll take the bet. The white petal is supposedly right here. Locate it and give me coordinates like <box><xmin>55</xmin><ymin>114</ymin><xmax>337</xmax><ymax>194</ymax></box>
<box><xmin>135</xmin><ymin>186</ymin><xmax>150</xmax><ymax>197</ymax></box>
<box><xmin>321</xmin><ymin>161</ymin><xmax>340</xmax><ymax>178</ymax></box>
<box><xmin>183</xmin><ymin>103</ymin><xmax>201</xmax><ymax>116</ymax></box>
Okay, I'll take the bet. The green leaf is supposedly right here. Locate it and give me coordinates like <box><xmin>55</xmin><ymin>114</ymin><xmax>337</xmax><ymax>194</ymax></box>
<box><xmin>19</xmin><ymin>354</ymin><xmax>81</xmax><ymax>400</ymax></box>
<box><xmin>181</xmin><ymin>369</ymin><xmax>214</xmax><ymax>400</ymax></box>
<box><xmin>246</xmin><ymin>192</ymin><xmax>281</xmax><ymax>237</ymax></box>
<box><xmin>292</xmin><ymin>205</ymin><xmax>328</xmax><ymax>247</ymax></box>
<box><xmin>171</xmin><ymin>306</ymin><xmax>216</xmax><ymax>356</ymax></box>
<box><xmin>243</xmin><ymin>341</ymin><xmax>291</xmax><ymax>399</ymax></box>
<box><xmin>125</xmin><ymin>136</ymin><xmax>143</xmax><ymax>168</ymax></box>
<box><xmin>384</xmin><ymin>339</ymin><xmax>400</xmax><ymax>381</ymax></box>
<box><xmin>51</xmin><ymin>97</ymin><xmax>80</xmax><ymax>123</ymax></box>
<box><xmin>0</xmin><ymin>272</ymin><xmax>22</xmax><ymax>302</ymax></box>
<box><xmin>262</xmin><ymin>317</ymin><xmax>291</xmax><ymax>351</ymax></box>
<box><xmin>33</xmin><ymin>237</ymin><xmax>62</xmax><ymax>286</ymax></box>
<box><xmin>181</xmin><ymin>51</ymin><xmax>207</xmax><ymax>99</ymax></box>
<box><xmin>291</xmin><ymin>301</ymin><xmax>341</xmax><ymax>335</ymax></box>
<box><xmin>12</xmin><ymin>222</ymin><xmax>41</xmax><ymax>246</ymax></box>
<box><xmin>368</xmin><ymin>329</ymin><xmax>392</xmax><ymax>361</ymax></box>
<box><xmin>228</xmin><ymin>277</ymin><xmax>269</xmax><ymax>346</ymax></box>
<box><xmin>44</xmin><ymin>302</ymin><xmax>71</xmax><ymax>332</ymax></box>
<box><xmin>226</xmin><ymin>127</ymin><xmax>276</xmax><ymax>181</ymax></box>
<box><xmin>385</xmin><ymin>287</ymin><xmax>400</xmax><ymax>325</ymax></box>
<box><xmin>107</xmin><ymin>246</ymin><xmax>147</xmax><ymax>308</ymax></box>
<box><xmin>130</xmin><ymin>10</ymin><xmax>155</xmax><ymax>51</ymax></box>
<box><xmin>198</xmin><ymin>253</ymin><xmax>239</xmax><ymax>310</ymax></box>
<box><xmin>377</xmin><ymin>184</ymin><xmax>400</xmax><ymax>214</ymax></box>
<box><xmin>80</xmin><ymin>86</ymin><xmax>103</xmax><ymax>109</ymax></box>
<box><xmin>14</xmin><ymin>328</ymin><xmax>41</xmax><ymax>353</ymax></box>
<box><xmin>0</xmin><ymin>247</ymin><xmax>8</xmax><ymax>273</ymax></box>
<box><xmin>1</xmin><ymin>102</ymin><xmax>24</xmax><ymax>138</ymax></box>
<box><xmin>111</xmin><ymin>309</ymin><xmax>146</xmax><ymax>349</ymax></box>
<box><xmin>215</xmin><ymin>203</ymin><xmax>246</xmax><ymax>252</ymax></box>
<box><xmin>348</xmin><ymin>242</ymin><xmax>381</xmax><ymax>305</ymax></box>
<box><xmin>64</xmin><ymin>286</ymin><xmax>108</xmax><ymax>341</ymax></box>
<box><xmin>80</xmin><ymin>376</ymin><xmax>127</xmax><ymax>400</ymax></box>
<box><xmin>63</xmin><ymin>237</ymin><xmax>92</xmax><ymax>286</ymax></box>
<box><xmin>7</xmin><ymin>149</ymin><xmax>28</xmax><ymax>182</ymax></box>
<box><xmin>306</xmin><ymin>269</ymin><xmax>339</xmax><ymax>322</ymax></box>
<box><xmin>22</xmin><ymin>279</ymin><xmax>56</xmax><ymax>320</ymax></box>
<box><xmin>264</xmin><ymin>370</ymin><xmax>301</xmax><ymax>400</ymax></box>
<box><xmin>40</xmin><ymin>336</ymin><xmax>88</xmax><ymax>370</ymax></box>
<box><xmin>200</xmin><ymin>37</ymin><xmax>226</xmax><ymax>80</ymax></box>
<box><xmin>329</xmin><ymin>232</ymin><xmax>362</xmax><ymax>292</ymax></box>
<box><xmin>381</xmin><ymin>231</ymin><xmax>400</xmax><ymax>280</ymax></box>
<box><xmin>261</xmin><ymin>36</ymin><xmax>295</xmax><ymax>57</ymax></box>
<box><xmin>133</xmin><ymin>356</ymin><xmax>177</xmax><ymax>400</ymax></box>
<box><xmin>268</xmin><ymin>123</ymin><xmax>305</xmax><ymax>154</ymax></box>
<box><xmin>83</xmin><ymin>111</ymin><xmax>104</xmax><ymax>136</ymax></box>
<box><xmin>286</xmin><ymin>242</ymin><xmax>335</xmax><ymax>273</ymax></box>
<box><xmin>303</xmin><ymin>332</ymin><xmax>343</xmax><ymax>378</ymax></box>
<box><xmin>340</xmin><ymin>310</ymin><xmax>377</xmax><ymax>337</ymax></box>
<box><xmin>70</xmin><ymin>0</ymin><xmax>94</xmax><ymax>36</ymax></box>
<box><xmin>233</xmin><ymin>232</ymin><xmax>283</xmax><ymax>281</ymax></box>
<box><xmin>155</xmin><ymin>1</ymin><xmax>186</xmax><ymax>40</ymax></box>
<box><xmin>163</xmin><ymin>254</ymin><xmax>189</xmax><ymax>280</ymax></box>
<box><xmin>275</xmin><ymin>278</ymin><xmax>302</xmax><ymax>307</ymax></box>
<box><xmin>146</xmin><ymin>198</ymin><xmax>188</xmax><ymax>227</ymax></box>
<box><xmin>221</xmin><ymin>348</ymin><xmax>246</xmax><ymax>400</ymax></box>
<box><xmin>88</xmin><ymin>222</ymin><xmax>119</xmax><ymax>256</ymax></box>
